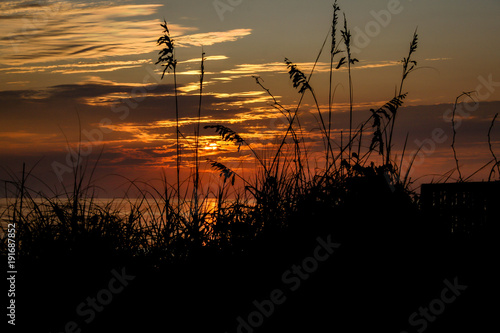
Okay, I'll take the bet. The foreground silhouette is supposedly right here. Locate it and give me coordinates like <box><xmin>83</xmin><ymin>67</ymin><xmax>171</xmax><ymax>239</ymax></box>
<box><xmin>9</xmin><ymin>178</ymin><xmax>498</xmax><ymax>332</ymax></box>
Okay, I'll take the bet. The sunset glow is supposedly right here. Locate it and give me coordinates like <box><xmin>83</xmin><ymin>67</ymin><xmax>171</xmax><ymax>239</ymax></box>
<box><xmin>3</xmin><ymin>3</ymin><xmax>499</xmax><ymax>331</ymax></box>
<box><xmin>204</xmin><ymin>142</ymin><xmax>219</xmax><ymax>151</ymax></box>
<box><xmin>1</xmin><ymin>0</ymin><xmax>499</xmax><ymax>196</ymax></box>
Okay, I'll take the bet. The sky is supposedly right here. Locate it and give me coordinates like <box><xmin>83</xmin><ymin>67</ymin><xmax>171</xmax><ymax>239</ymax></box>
<box><xmin>0</xmin><ymin>0</ymin><xmax>499</xmax><ymax>197</ymax></box>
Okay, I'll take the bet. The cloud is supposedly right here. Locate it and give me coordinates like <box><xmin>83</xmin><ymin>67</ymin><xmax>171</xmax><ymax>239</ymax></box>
<box><xmin>6</xmin><ymin>80</ymin><xmax>30</xmax><ymax>85</ymax></box>
<box><xmin>0</xmin><ymin>59</ymin><xmax>152</xmax><ymax>74</ymax></box>
<box><xmin>0</xmin><ymin>1</ymin><xmax>48</xmax><ymax>14</ymax></box>
<box><xmin>179</xmin><ymin>55</ymin><xmax>229</xmax><ymax>64</ymax></box>
<box><xmin>1</xmin><ymin>77</ymin><xmax>498</xmax><ymax>191</ymax></box>
<box><xmin>0</xmin><ymin>1</ymin><xmax>250</xmax><ymax>66</ymax></box>
<box><xmin>0</xmin><ymin>2</ymin><xmax>171</xmax><ymax>65</ymax></box>
<box><xmin>175</xmin><ymin>29</ymin><xmax>252</xmax><ymax>47</ymax></box>
<box><xmin>219</xmin><ymin>58</ymin><xmax>449</xmax><ymax>77</ymax></box>
<box><xmin>221</xmin><ymin>62</ymin><xmax>285</xmax><ymax>75</ymax></box>
<box><xmin>0</xmin><ymin>79</ymin><xmax>280</xmax><ymax>136</ymax></box>
<box><xmin>219</xmin><ymin>60</ymin><xmax>403</xmax><ymax>76</ymax></box>
<box><xmin>424</xmin><ymin>57</ymin><xmax>452</xmax><ymax>61</ymax></box>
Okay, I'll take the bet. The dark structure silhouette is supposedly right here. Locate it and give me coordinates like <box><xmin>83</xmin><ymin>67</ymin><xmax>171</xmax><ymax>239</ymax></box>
<box><xmin>421</xmin><ymin>181</ymin><xmax>500</xmax><ymax>235</ymax></box>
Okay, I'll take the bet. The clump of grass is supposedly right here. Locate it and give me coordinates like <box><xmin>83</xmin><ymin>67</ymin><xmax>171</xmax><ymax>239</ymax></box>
<box><xmin>0</xmin><ymin>5</ymin><xmax>426</xmax><ymax>266</ymax></box>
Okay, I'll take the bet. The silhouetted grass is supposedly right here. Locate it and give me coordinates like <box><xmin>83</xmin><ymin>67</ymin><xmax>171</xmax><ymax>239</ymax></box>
<box><xmin>1</xmin><ymin>5</ymin><xmax>499</xmax><ymax>333</ymax></box>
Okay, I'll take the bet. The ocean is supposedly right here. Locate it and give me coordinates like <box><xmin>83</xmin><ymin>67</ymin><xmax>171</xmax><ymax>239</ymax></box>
<box><xmin>0</xmin><ymin>196</ymin><xmax>226</xmax><ymax>234</ymax></box>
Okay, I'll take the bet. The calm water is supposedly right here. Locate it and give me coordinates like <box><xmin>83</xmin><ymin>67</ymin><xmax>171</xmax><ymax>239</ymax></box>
<box><xmin>0</xmin><ymin>196</ymin><xmax>227</xmax><ymax>232</ymax></box>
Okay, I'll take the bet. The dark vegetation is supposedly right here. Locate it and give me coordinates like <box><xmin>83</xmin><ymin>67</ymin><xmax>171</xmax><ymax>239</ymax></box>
<box><xmin>1</xmin><ymin>3</ymin><xmax>499</xmax><ymax>332</ymax></box>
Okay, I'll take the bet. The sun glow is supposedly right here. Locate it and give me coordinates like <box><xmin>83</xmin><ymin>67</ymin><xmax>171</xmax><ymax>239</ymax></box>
<box><xmin>204</xmin><ymin>142</ymin><xmax>219</xmax><ymax>151</ymax></box>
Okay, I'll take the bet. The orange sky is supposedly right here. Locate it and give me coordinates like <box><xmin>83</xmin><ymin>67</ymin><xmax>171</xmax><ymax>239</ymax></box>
<box><xmin>1</xmin><ymin>0</ymin><xmax>499</xmax><ymax>197</ymax></box>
